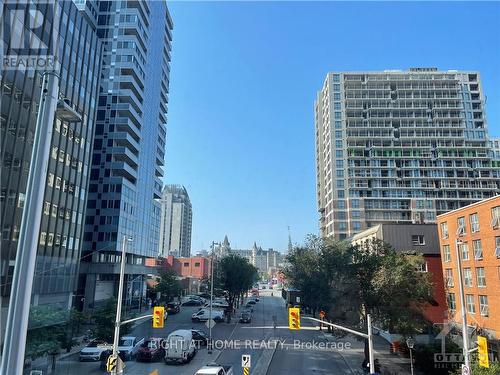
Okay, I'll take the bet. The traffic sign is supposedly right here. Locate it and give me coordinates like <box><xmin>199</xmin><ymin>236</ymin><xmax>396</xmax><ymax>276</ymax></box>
<box><xmin>205</xmin><ymin>318</ymin><xmax>216</xmax><ymax>329</ymax></box>
<box><xmin>242</xmin><ymin>354</ymin><xmax>251</xmax><ymax>368</ymax></box>
<box><xmin>461</xmin><ymin>364</ymin><xmax>470</xmax><ymax>375</ymax></box>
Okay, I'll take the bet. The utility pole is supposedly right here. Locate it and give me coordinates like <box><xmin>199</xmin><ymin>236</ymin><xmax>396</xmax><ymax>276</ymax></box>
<box><xmin>455</xmin><ymin>239</ymin><xmax>471</xmax><ymax>369</ymax></box>
<box><xmin>208</xmin><ymin>241</ymin><xmax>221</xmax><ymax>354</ymax></box>
<box><xmin>1</xmin><ymin>72</ymin><xmax>60</xmax><ymax>375</ymax></box>
<box><xmin>111</xmin><ymin>236</ymin><xmax>132</xmax><ymax>375</ymax></box>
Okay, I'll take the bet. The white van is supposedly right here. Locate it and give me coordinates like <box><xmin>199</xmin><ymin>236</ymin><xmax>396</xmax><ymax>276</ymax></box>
<box><xmin>164</xmin><ymin>329</ymin><xmax>196</xmax><ymax>364</ymax></box>
<box><xmin>192</xmin><ymin>308</ymin><xmax>224</xmax><ymax>322</ymax></box>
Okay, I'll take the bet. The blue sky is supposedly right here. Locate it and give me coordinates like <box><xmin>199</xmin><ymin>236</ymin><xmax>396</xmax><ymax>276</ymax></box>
<box><xmin>165</xmin><ymin>1</ymin><xmax>500</xmax><ymax>252</ymax></box>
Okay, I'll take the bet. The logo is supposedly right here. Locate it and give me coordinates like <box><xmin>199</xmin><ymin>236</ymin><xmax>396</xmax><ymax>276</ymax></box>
<box><xmin>434</xmin><ymin>320</ymin><xmax>463</xmax><ymax>369</ymax></box>
<box><xmin>1</xmin><ymin>0</ymin><xmax>59</xmax><ymax>70</ymax></box>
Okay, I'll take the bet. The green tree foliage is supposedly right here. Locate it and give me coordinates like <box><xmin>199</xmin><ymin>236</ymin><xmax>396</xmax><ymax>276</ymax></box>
<box><xmin>219</xmin><ymin>254</ymin><xmax>258</xmax><ymax>321</ymax></box>
<box><xmin>452</xmin><ymin>354</ymin><xmax>500</xmax><ymax>375</ymax></box>
<box><xmin>285</xmin><ymin>236</ymin><xmax>434</xmax><ymax>333</ymax></box>
<box><xmin>155</xmin><ymin>269</ymin><xmax>182</xmax><ymax>303</ymax></box>
<box><xmin>92</xmin><ymin>299</ymin><xmax>131</xmax><ymax>342</ymax></box>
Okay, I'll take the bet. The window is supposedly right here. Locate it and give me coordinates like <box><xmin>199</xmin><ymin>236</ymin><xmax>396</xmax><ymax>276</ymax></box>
<box><xmin>334</xmin><ymin>102</ymin><xmax>341</xmax><ymax>110</ymax></box>
<box><xmin>416</xmin><ymin>261</ymin><xmax>428</xmax><ymax>272</ymax></box>
<box><xmin>412</xmin><ymin>235</ymin><xmax>425</xmax><ymax>245</ymax></box>
<box><xmin>457</xmin><ymin>217</ymin><xmax>466</xmax><ymax>235</ymax></box>
<box><xmin>442</xmin><ymin>245</ymin><xmax>451</xmax><ymax>262</ymax></box>
<box><xmin>336</xmin><ymin>170</ymin><xmax>344</xmax><ymax>178</ymax></box>
<box><xmin>466</xmin><ymin>294</ymin><xmax>475</xmax><ymax>314</ymax></box>
<box><xmin>183</xmin><ymin>262</ymin><xmax>189</xmax><ymax>267</ymax></box>
<box><xmin>353</xmin><ymin>222</ymin><xmax>361</xmax><ymax>231</ymax></box>
<box><xmin>479</xmin><ymin>295</ymin><xmax>489</xmax><ymax>316</ymax></box>
<box><xmin>463</xmin><ymin>268</ymin><xmax>473</xmax><ymax>287</ymax></box>
<box><xmin>470</xmin><ymin>213</ymin><xmax>479</xmax><ymax>232</ymax></box>
<box><xmin>39</xmin><ymin>232</ymin><xmax>47</xmax><ymax>245</ymax></box>
<box><xmin>47</xmin><ymin>233</ymin><xmax>54</xmax><ymax>246</ymax></box>
<box><xmin>473</xmin><ymin>240</ymin><xmax>483</xmax><ymax>260</ymax></box>
<box><xmin>445</xmin><ymin>269</ymin><xmax>454</xmax><ymax>287</ymax></box>
<box><xmin>492</xmin><ymin>206</ymin><xmax>500</xmax><ymax>228</ymax></box>
<box><xmin>43</xmin><ymin>201</ymin><xmax>51</xmax><ymax>215</ymax></box>
<box><xmin>333</xmin><ymin>84</ymin><xmax>340</xmax><ymax>91</ymax></box>
<box><xmin>194</xmin><ymin>262</ymin><xmax>200</xmax><ymax>267</ymax></box>
<box><xmin>447</xmin><ymin>293</ymin><xmax>456</xmax><ymax>311</ymax></box>
<box><xmin>476</xmin><ymin>267</ymin><xmax>486</xmax><ymax>287</ymax></box>
<box><xmin>461</xmin><ymin>243</ymin><xmax>469</xmax><ymax>261</ymax></box>
<box><xmin>48</xmin><ymin>173</ymin><xmax>54</xmax><ymax>187</ymax></box>
<box><xmin>337</xmin><ymin>190</ymin><xmax>345</xmax><ymax>198</ymax></box>
<box><xmin>440</xmin><ymin>222</ymin><xmax>448</xmax><ymax>239</ymax></box>
<box><xmin>332</xmin><ymin>74</ymin><xmax>340</xmax><ymax>82</ymax></box>
<box><xmin>495</xmin><ymin>236</ymin><xmax>500</xmax><ymax>258</ymax></box>
<box><xmin>51</xmin><ymin>204</ymin><xmax>58</xmax><ymax>218</ymax></box>
<box><xmin>336</xmin><ymin>160</ymin><xmax>343</xmax><ymax>168</ymax></box>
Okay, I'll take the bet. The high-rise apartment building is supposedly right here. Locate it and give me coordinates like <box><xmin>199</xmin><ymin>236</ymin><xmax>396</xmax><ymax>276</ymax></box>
<box><xmin>158</xmin><ymin>185</ymin><xmax>193</xmax><ymax>258</ymax></box>
<box><xmin>315</xmin><ymin>68</ymin><xmax>500</xmax><ymax>240</ymax></box>
<box><xmin>1</xmin><ymin>0</ymin><xmax>101</xmax><ymax>328</ymax></box>
<box><xmin>80</xmin><ymin>1</ymin><xmax>173</xmax><ymax>309</ymax></box>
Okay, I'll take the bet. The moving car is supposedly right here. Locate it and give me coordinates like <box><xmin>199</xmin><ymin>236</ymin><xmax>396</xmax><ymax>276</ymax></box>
<box><xmin>117</xmin><ymin>336</ymin><xmax>144</xmax><ymax>360</ymax></box>
<box><xmin>164</xmin><ymin>329</ymin><xmax>196</xmax><ymax>364</ymax></box>
<box><xmin>79</xmin><ymin>339</ymin><xmax>112</xmax><ymax>361</ymax></box>
<box><xmin>239</xmin><ymin>311</ymin><xmax>252</xmax><ymax>323</ymax></box>
<box><xmin>192</xmin><ymin>308</ymin><xmax>224</xmax><ymax>322</ymax></box>
<box><xmin>136</xmin><ymin>338</ymin><xmax>165</xmax><ymax>362</ymax></box>
<box><xmin>195</xmin><ymin>363</ymin><xmax>233</xmax><ymax>375</ymax></box>
<box><xmin>166</xmin><ymin>302</ymin><xmax>180</xmax><ymax>314</ymax></box>
<box><xmin>192</xmin><ymin>329</ymin><xmax>209</xmax><ymax>347</ymax></box>
<box><xmin>182</xmin><ymin>299</ymin><xmax>203</xmax><ymax>306</ymax></box>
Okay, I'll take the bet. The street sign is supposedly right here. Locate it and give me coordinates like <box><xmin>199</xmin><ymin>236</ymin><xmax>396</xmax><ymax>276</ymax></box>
<box><xmin>461</xmin><ymin>364</ymin><xmax>470</xmax><ymax>375</ymax></box>
<box><xmin>477</xmin><ymin>336</ymin><xmax>489</xmax><ymax>368</ymax></box>
<box><xmin>242</xmin><ymin>354</ymin><xmax>251</xmax><ymax>368</ymax></box>
<box><xmin>205</xmin><ymin>319</ymin><xmax>216</xmax><ymax>329</ymax></box>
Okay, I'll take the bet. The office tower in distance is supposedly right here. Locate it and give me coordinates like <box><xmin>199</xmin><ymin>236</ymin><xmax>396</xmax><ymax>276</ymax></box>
<box><xmin>0</xmin><ymin>0</ymin><xmax>101</xmax><ymax>329</ymax></box>
<box><xmin>158</xmin><ymin>185</ymin><xmax>193</xmax><ymax>258</ymax></box>
<box><xmin>81</xmin><ymin>1</ymin><xmax>173</xmax><ymax>309</ymax></box>
<box><xmin>315</xmin><ymin>68</ymin><xmax>500</xmax><ymax>240</ymax></box>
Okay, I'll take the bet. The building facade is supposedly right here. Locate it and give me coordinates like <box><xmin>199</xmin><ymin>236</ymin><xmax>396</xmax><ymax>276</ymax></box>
<box><xmin>158</xmin><ymin>185</ymin><xmax>193</xmax><ymax>258</ymax></box>
<box><xmin>437</xmin><ymin>196</ymin><xmax>500</xmax><ymax>343</ymax></box>
<box><xmin>80</xmin><ymin>0</ymin><xmax>173</xmax><ymax>310</ymax></box>
<box><xmin>351</xmin><ymin>224</ymin><xmax>447</xmax><ymax>324</ymax></box>
<box><xmin>315</xmin><ymin>68</ymin><xmax>500</xmax><ymax>240</ymax></box>
<box><xmin>1</xmin><ymin>0</ymin><xmax>101</xmax><ymax>318</ymax></box>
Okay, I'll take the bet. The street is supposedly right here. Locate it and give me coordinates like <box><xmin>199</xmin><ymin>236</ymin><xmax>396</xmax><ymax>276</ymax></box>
<box><xmin>52</xmin><ymin>291</ymin><xmax>358</xmax><ymax>375</ymax></box>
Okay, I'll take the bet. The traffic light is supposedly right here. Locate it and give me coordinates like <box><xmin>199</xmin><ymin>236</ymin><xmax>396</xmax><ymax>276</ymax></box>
<box><xmin>477</xmin><ymin>335</ymin><xmax>489</xmax><ymax>368</ymax></box>
<box><xmin>153</xmin><ymin>306</ymin><xmax>165</xmax><ymax>328</ymax></box>
<box><xmin>288</xmin><ymin>307</ymin><xmax>300</xmax><ymax>330</ymax></box>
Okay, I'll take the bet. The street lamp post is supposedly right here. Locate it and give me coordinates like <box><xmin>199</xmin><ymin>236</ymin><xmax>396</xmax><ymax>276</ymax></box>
<box><xmin>111</xmin><ymin>236</ymin><xmax>133</xmax><ymax>374</ymax></box>
<box><xmin>455</xmin><ymin>239</ymin><xmax>471</xmax><ymax>370</ymax></box>
<box><xmin>208</xmin><ymin>241</ymin><xmax>221</xmax><ymax>354</ymax></box>
<box><xmin>0</xmin><ymin>71</ymin><xmax>81</xmax><ymax>375</ymax></box>
<box><xmin>406</xmin><ymin>337</ymin><xmax>415</xmax><ymax>375</ymax></box>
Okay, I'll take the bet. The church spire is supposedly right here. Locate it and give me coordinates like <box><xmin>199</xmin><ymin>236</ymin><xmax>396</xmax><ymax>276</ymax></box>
<box><xmin>287</xmin><ymin>225</ymin><xmax>293</xmax><ymax>253</ymax></box>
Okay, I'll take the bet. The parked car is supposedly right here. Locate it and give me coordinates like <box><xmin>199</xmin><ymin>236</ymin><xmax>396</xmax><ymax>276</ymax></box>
<box><xmin>135</xmin><ymin>337</ymin><xmax>165</xmax><ymax>362</ymax></box>
<box><xmin>195</xmin><ymin>363</ymin><xmax>233</xmax><ymax>375</ymax></box>
<box><xmin>164</xmin><ymin>329</ymin><xmax>196</xmax><ymax>364</ymax></box>
<box><xmin>166</xmin><ymin>302</ymin><xmax>180</xmax><ymax>314</ymax></box>
<box><xmin>182</xmin><ymin>299</ymin><xmax>203</xmax><ymax>306</ymax></box>
<box><xmin>192</xmin><ymin>308</ymin><xmax>224</xmax><ymax>322</ymax></box>
<box><xmin>239</xmin><ymin>311</ymin><xmax>252</xmax><ymax>323</ymax></box>
<box><xmin>117</xmin><ymin>336</ymin><xmax>144</xmax><ymax>360</ymax></box>
<box><xmin>79</xmin><ymin>339</ymin><xmax>112</xmax><ymax>361</ymax></box>
<box><xmin>203</xmin><ymin>301</ymin><xmax>229</xmax><ymax>309</ymax></box>
<box><xmin>192</xmin><ymin>329</ymin><xmax>209</xmax><ymax>347</ymax></box>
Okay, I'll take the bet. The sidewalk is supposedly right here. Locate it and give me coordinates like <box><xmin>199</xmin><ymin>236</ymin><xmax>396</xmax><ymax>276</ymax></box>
<box><xmin>319</xmin><ymin>331</ymin><xmax>424</xmax><ymax>375</ymax></box>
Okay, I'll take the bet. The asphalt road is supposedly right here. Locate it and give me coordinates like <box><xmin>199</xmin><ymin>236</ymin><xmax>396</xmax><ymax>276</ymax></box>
<box><xmin>52</xmin><ymin>290</ymin><xmax>356</xmax><ymax>375</ymax></box>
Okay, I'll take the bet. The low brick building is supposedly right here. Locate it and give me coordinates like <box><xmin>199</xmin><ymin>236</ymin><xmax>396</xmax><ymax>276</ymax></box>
<box><xmin>437</xmin><ymin>195</ymin><xmax>500</xmax><ymax>344</ymax></box>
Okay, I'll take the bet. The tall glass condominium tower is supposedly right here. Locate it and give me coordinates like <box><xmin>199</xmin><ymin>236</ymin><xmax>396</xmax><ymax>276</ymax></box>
<box><xmin>315</xmin><ymin>68</ymin><xmax>500</xmax><ymax>240</ymax></box>
<box><xmin>81</xmin><ymin>0</ymin><xmax>172</xmax><ymax>309</ymax></box>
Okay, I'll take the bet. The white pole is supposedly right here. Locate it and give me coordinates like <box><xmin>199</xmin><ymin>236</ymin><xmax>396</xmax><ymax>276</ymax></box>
<box><xmin>0</xmin><ymin>72</ymin><xmax>60</xmax><ymax>375</ymax></box>
<box><xmin>455</xmin><ymin>239</ymin><xmax>470</xmax><ymax>369</ymax></box>
<box><xmin>367</xmin><ymin>314</ymin><xmax>375</xmax><ymax>374</ymax></box>
<box><xmin>111</xmin><ymin>236</ymin><xmax>128</xmax><ymax>374</ymax></box>
<box><xmin>208</xmin><ymin>242</ymin><xmax>215</xmax><ymax>354</ymax></box>
<box><xmin>409</xmin><ymin>348</ymin><xmax>414</xmax><ymax>375</ymax></box>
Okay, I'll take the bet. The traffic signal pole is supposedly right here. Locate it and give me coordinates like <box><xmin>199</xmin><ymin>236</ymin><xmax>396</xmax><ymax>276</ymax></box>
<box><xmin>304</xmin><ymin>315</ymin><xmax>376</xmax><ymax>374</ymax></box>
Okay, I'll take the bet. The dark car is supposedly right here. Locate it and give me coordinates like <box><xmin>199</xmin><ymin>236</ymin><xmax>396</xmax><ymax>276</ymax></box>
<box><xmin>99</xmin><ymin>350</ymin><xmax>126</xmax><ymax>370</ymax></box>
<box><xmin>192</xmin><ymin>329</ymin><xmax>209</xmax><ymax>347</ymax></box>
<box><xmin>135</xmin><ymin>338</ymin><xmax>165</xmax><ymax>362</ymax></box>
<box><xmin>247</xmin><ymin>300</ymin><xmax>256</xmax><ymax>305</ymax></box>
<box><xmin>250</xmin><ymin>297</ymin><xmax>259</xmax><ymax>302</ymax></box>
<box><xmin>244</xmin><ymin>303</ymin><xmax>254</xmax><ymax>312</ymax></box>
<box><xmin>166</xmin><ymin>302</ymin><xmax>180</xmax><ymax>314</ymax></box>
<box><xmin>182</xmin><ymin>299</ymin><xmax>203</xmax><ymax>306</ymax></box>
<box><xmin>239</xmin><ymin>312</ymin><xmax>252</xmax><ymax>323</ymax></box>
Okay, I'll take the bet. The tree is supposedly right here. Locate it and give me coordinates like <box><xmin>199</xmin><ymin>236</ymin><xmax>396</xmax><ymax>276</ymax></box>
<box><xmin>219</xmin><ymin>254</ymin><xmax>258</xmax><ymax>322</ymax></box>
<box><xmin>155</xmin><ymin>270</ymin><xmax>181</xmax><ymax>303</ymax></box>
<box><xmin>93</xmin><ymin>299</ymin><xmax>132</xmax><ymax>342</ymax></box>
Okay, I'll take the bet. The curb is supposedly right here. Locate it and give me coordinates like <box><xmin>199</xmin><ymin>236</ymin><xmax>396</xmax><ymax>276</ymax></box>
<box><xmin>319</xmin><ymin>331</ymin><xmax>360</xmax><ymax>375</ymax></box>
